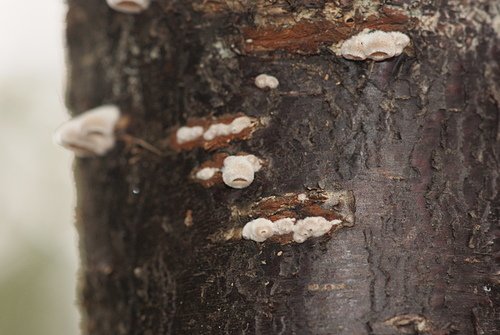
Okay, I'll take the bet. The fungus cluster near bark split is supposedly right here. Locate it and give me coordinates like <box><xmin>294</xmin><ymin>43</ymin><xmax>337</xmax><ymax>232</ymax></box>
<box><xmin>242</xmin><ymin>216</ymin><xmax>342</xmax><ymax>243</ymax></box>
<box><xmin>53</xmin><ymin>105</ymin><xmax>121</xmax><ymax>157</ymax></box>
<box><xmin>171</xmin><ymin>114</ymin><xmax>259</xmax><ymax>151</ymax></box>
<box><xmin>192</xmin><ymin>153</ymin><xmax>263</xmax><ymax>189</ymax></box>
<box><xmin>228</xmin><ymin>190</ymin><xmax>356</xmax><ymax>245</ymax></box>
<box><xmin>340</xmin><ymin>29</ymin><xmax>410</xmax><ymax>61</ymax></box>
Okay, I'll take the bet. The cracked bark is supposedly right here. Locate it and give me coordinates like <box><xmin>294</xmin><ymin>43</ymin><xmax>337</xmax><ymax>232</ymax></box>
<box><xmin>67</xmin><ymin>0</ymin><xmax>499</xmax><ymax>334</ymax></box>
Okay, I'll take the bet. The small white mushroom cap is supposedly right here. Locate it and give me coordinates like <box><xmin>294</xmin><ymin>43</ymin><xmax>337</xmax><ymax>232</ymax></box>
<box><xmin>242</xmin><ymin>218</ymin><xmax>274</xmax><ymax>242</ymax></box>
<box><xmin>176</xmin><ymin>126</ymin><xmax>204</xmax><ymax>144</ymax></box>
<box><xmin>340</xmin><ymin>30</ymin><xmax>410</xmax><ymax>61</ymax></box>
<box><xmin>195</xmin><ymin>167</ymin><xmax>220</xmax><ymax>180</ymax></box>
<box><xmin>106</xmin><ymin>0</ymin><xmax>151</xmax><ymax>14</ymax></box>
<box><xmin>222</xmin><ymin>155</ymin><xmax>262</xmax><ymax>189</ymax></box>
<box><xmin>255</xmin><ymin>74</ymin><xmax>279</xmax><ymax>89</ymax></box>
<box><xmin>292</xmin><ymin>217</ymin><xmax>342</xmax><ymax>243</ymax></box>
<box><xmin>272</xmin><ymin>218</ymin><xmax>296</xmax><ymax>235</ymax></box>
<box><xmin>53</xmin><ymin>105</ymin><xmax>120</xmax><ymax>157</ymax></box>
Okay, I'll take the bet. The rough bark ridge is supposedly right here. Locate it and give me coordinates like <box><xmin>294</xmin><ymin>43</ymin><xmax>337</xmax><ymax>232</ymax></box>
<box><xmin>66</xmin><ymin>0</ymin><xmax>500</xmax><ymax>334</ymax></box>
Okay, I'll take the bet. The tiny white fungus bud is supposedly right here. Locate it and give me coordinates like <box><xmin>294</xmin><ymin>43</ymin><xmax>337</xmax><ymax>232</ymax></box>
<box><xmin>297</xmin><ymin>193</ymin><xmax>308</xmax><ymax>202</ymax></box>
<box><xmin>230</xmin><ymin>117</ymin><xmax>252</xmax><ymax>134</ymax></box>
<box><xmin>222</xmin><ymin>155</ymin><xmax>262</xmax><ymax>189</ymax></box>
<box><xmin>254</xmin><ymin>74</ymin><xmax>279</xmax><ymax>89</ymax></box>
<box><xmin>195</xmin><ymin>167</ymin><xmax>220</xmax><ymax>180</ymax></box>
<box><xmin>242</xmin><ymin>218</ymin><xmax>275</xmax><ymax>242</ymax></box>
<box><xmin>53</xmin><ymin>105</ymin><xmax>120</xmax><ymax>157</ymax></box>
<box><xmin>176</xmin><ymin>126</ymin><xmax>204</xmax><ymax>144</ymax></box>
<box><xmin>106</xmin><ymin>0</ymin><xmax>151</xmax><ymax>14</ymax></box>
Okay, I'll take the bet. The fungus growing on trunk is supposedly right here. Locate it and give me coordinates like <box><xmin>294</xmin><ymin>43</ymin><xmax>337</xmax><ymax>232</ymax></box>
<box><xmin>222</xmin><ymin>155</ymin><xmax>262</xmax><ymax>189</ymax></box>
<box><xmin>254</xmin><ymin>74</ymin><xmax>279</xmax><ymax>89</ymax></box>
<box><xmin>106</xmin><ymin>0</ymin><xmax>150</xmax><ymax>14</ymax></box>
<box><xmin>340</xmin><ymin>30</ymin><xmax>410</xmax><ymax>61</ymax></box>
<box><xmin>53</xmin><ymin>105</ymin><xmax>121</xmax><ymax>157</ymax></box>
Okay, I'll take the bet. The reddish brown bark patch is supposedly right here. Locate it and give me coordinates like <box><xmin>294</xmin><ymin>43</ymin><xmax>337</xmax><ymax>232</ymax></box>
<box><xmin>235</xmin><ymin>189</ymin><xmax>355</xmax><ymax>225</ymax></box>
<box><xmin>243</xmin><ymin>8</ymin><xmax>415</xmax><ymax>54</ymax></box>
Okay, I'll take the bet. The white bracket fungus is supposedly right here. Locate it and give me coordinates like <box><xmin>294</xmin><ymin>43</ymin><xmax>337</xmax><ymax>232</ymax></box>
<box><xmin>222</xmin><ymin>155</ymin><xmax>262</xmax><ymax>189</ymax></box>
<box><xmin>292</xmin><ymin>217</ymin><xmax>342</xmax><ymax>243</ymax></box>
<box><xmin>53</xmin><ymin>105</ymin><xmax>121</xmax><ymax>157</ymax></box>
<box><xmin>171</xmin><ymin>115</ymin><xmax>258</xmax><ymax>151</ymax></box>
<box><xmin>340</xmin><ymin>30</ymin><xmax>410</xmax><ymax>61</ymax></box>
<box><xmin>106</xmin><ymin>0</ymin><xmax>151</xmax><ymax>14</ymax></box>
<box><xmin>203</xmin><ymin>116</ymin><xmax>252</xmax><ymax>141</ymax></box>
<box><xmin>242</xmin><ymin>216</ymin><xmax>342</xmax><ymax>243</ymax></box>
<box><xmin>242</xmin><ymin>218</ymin><xmax>275</xmax><ymax>242</ymax></box>
<box><xmin>176</xmin><ymin>126</ymin><xmax>204</xmax><ymax>144</ymax></box>
<box><xmin>254</xmin><ymin>74</ymin><xmax>279</xmax><ymax>89</ymax></box>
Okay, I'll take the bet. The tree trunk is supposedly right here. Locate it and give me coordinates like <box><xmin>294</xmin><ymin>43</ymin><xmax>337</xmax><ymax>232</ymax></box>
<box><xmin>66</xmin><ymin>0</ymin><xmax>499</xmax><ymax>334</ymax></box>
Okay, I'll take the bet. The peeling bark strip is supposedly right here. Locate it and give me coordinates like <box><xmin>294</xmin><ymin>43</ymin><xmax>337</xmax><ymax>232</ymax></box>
<box><xmin>68</xmin><ymin>0</ymin><xmax>499</xmax><ymax>334</ymax></box>
<box><xmin>242</xmin><ymin>7</ymin><xmax>414</xmax><ymax>54</ymax></box>
<box><xmin>209</xmin><ymin>189</ymin><xmax>355</xmax><ymax>244</ymax></box>
<box><xmin>233</xmin><ymin>189</ymin><xmax>355</xmax><ymax>225</ymax></box>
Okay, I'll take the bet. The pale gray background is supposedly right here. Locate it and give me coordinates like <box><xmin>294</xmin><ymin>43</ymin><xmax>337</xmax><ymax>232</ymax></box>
<box><xmin>0</xmin><ymin>1</ymin><xmax>80</xmax><ymax>334</ymax></box>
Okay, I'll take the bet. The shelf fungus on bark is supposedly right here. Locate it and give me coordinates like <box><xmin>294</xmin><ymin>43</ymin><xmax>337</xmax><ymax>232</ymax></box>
<box><xmin>222</xmin><ymin>155</ymin><xmax>262</xmax><ymax>189</ymax></box>
<box><xmin>242</xmin><ymin>216</ymin><xmax>342</xmax><ymax>243</ymax></box>
<box><xmin>254</xmin><ymin>74</ymin><xmax>279</xmax><ymax>89</ymax></box>
<box><xmin>214</xmin><ymin>189</ymin><xmax>356</xmax><ymax>244</ymax></box>
<box><xmin>170</xmin><ymin>114</ymin><xmax>260</xmax><ymax>151</ymax></box>
<box><xmin>106</xmin><ymin>0</ymin><xmax>151</xmax><ymax>14</ymax></box>
<box><xmin>340</xmin><ymin>29</ymin><xmax>410</xmax><ymax>61</ymax></box>
<box><xmin>176</xmin><ymin>126</ymin><xmax>204</xmax><ymax>144</ymax></box>
<box><xmin>191</xmin><ymin>153</ymin><xmax>264</xmax><ymax>189</ymax></box>
<box><xmin>53</xmin><ymin>105</ymin><xmax>121</xmax><ymax>157</ymax></box>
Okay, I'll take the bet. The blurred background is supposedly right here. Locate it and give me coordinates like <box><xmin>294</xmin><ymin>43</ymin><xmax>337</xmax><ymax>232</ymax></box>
<box><xmin>0</xmin><ymin>1</ymin><xmax>80</xmax><ymax>335</ymax></box>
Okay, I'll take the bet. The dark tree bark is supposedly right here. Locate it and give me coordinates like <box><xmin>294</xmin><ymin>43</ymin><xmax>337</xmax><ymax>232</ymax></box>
<box><xmin>66</xmin><ymin>0</ymin><xmax>499</xmax><ymax>334</ymax></box>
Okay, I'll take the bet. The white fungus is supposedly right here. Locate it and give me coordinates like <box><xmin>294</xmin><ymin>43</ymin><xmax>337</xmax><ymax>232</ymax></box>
<box><xmin>53</xmin><ymin>105</ymin><xmax>121</xmax><ymax>157</ymax></box>
<box><xmin>254</xmin><ymin>74</ymin><xmax>279</xmax><ymax>89</ymax></box>
<box><xmin>242</xmin><ymin>216</ymin><xmax>342</xmax><ymax>243</ymax></box>
<box><xmin>221</xmin><ymin>155</ymin><xmax>262</xmax><ymax>189</ymax></box>
<box><xmin>272</xmin><ymin>218</ymin><xmax>296</xmax><ymax>235</ymax></box>
<box><xmin>203</xmin><ymin>116</ymin><xmax>252</xmax><ymax>141</ymax></box>
<box><xmin>195</xmin><ymin>167</ymin><xmax>220</xmax><ymax>180</ymax></box>
<box><xmin>293</xmin><ymin>217</ymin><xmax>342</xmax><ymax>243</ymax></box>
<box><xmin>242</xmin><ymin>218</ymin><xmax>274</xmax><ymax>242</ymax></box>
<box><xmin>106</xmin><ymin>0</ymin><xmax>151</xmax><ymax>14</ymax></box>
<box><xmin>297</xmin><ymin>193</ymin><xmax>308</xmax><ymax>202</ymax></box>
<box><xmin>176</xmin><ymin>126</ymin><xmax>204</xmax><ymax>144</ymax></box>
<box><xmin>340</xmin><ymin>30</ymin><xmax>410</xmax><ymax>61</ymax></box>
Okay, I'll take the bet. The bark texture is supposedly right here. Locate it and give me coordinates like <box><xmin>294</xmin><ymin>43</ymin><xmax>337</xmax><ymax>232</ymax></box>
<box><xmin>66</xmin><ymin>0</ymin><xmax>500</xmax><ymax>334</ymax></box>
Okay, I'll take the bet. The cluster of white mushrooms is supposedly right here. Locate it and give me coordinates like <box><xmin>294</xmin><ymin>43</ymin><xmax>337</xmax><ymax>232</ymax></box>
<box><xmin>242</xmin><ymin>217</ymin><xmax>342</xmax><ymax>243</ymax></box>
<box><xmin>54</xmin><ymin>1</ymin><xmax>408</xmax><ymax>244</ymax></box>
<box><xmin>194</xmin><ymin>155</ymin><xmax>262</xmax><ymax>189</ymax></box>
<box><xmin>176</xmin><ymin>116</ymin><xmax>253</xmax><ymax>144</ymax></box>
